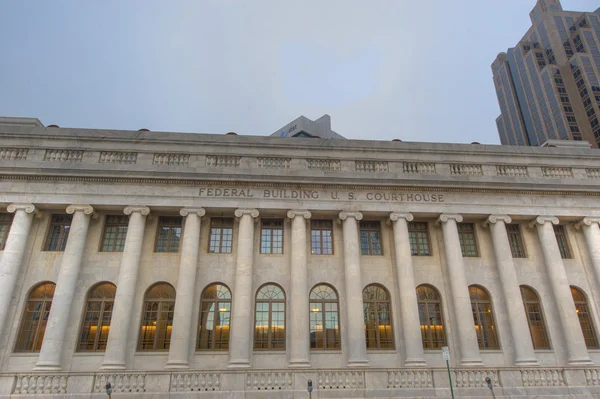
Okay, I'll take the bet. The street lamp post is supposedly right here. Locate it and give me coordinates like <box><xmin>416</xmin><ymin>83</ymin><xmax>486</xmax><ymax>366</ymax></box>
<box><xmin>485</xmin><ymin>376</ymin><xmax>497</xmax><ymax>399</ymax></box>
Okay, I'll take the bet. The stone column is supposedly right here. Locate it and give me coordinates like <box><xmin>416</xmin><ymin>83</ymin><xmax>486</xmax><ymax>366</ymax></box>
<box><xmin>228</xmin><ymin>208</ymin><xmax>259</xmax><ymax>368</ymax></box>
<box><xmin>339</xmin><ymin>211</ymin><xmax>369</xmax><ymax>367</ymax></box>
<box><xmin>437</xmin><ymin>214</ymin><xmax>482</xmax><ymax>366</ymax></box>
<box><xmin>486</xmin><ymin>215</ymin><xmax>538</xmax><ymax>365</ymax></box>
<box><xmin>101</xmin><ymin>206</ymin><xmax>150</xmax><ymax>370</ymax></box>
<box><xmin>389</xmin><ymin>212</ymin><xmax>427</xmax><ymax>366</ymax></box>
<box><xmin>35</xmin><ymin>205</ymin><xmax>94</xmax><ymax>370</ymax></box>
<box><xmin>532</xmin><ymin>216</ymin><xmax>591</xmax><ymax>365</ymax></box>
<box><xmin>0</xmin><ymin>204</ymin><xmax>38</xmax><ymax>343</ymax></box>
<box><xmin>287</xmin><ymin>210</ymin><xmax>312</xmax><ymax>368</ymax></box>
<box><xmin>577</xmin><ymin>217</ymin><xmax>600</xmax><ymax>293</ymax></box>
<box><xmin>166</xmin><ymin>208</ymin><xmax>205</xmax><ymax>369</ymax></box>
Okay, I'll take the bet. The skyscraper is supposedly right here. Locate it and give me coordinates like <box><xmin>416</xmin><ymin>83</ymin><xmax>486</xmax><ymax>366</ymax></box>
<box><xmin>492</xmin><ymin>0</ymin><xmax>600</xmax><ymax>147</ymax></box>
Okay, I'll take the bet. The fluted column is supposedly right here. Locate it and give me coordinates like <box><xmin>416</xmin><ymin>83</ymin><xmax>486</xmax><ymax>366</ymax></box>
<box><xmin>36</xmin><ymin>205</ymin><xmax>95</xmax><ymax>370</ymax></box>
<box><xmin>0</xmin><ymin>204</ymin><xmax>38</xmax><ymax>344</ymax></box>
<box><xmin>166</xmin><ymin>208</ymin><xmax>205</xmax><ymax>369</ymax></box>
<box><xmin>101</xmin><ymin>206</ymin><xmax>150</xmax><ymax>370</ymax></box>
<box><xmin>339</xmin><ymin>211</ymin><xmax>369</xmax><ymax>367</ymax></box>
<box><xmin>577</xmin><ymin>217</ymin><xmax>600</xmax><ymax>292</ymax></box>
<box><xmin>437</xmin><ymin>214</ymin><xmax>482</xmax><ymax>366</ymax></box>
<box><xmin>228</xmin><ymin>208</ymin><xmax>259</xmax><ymax>368</ymax></box>
<box><xmin>532</xmin><ymin>216</ymin><xmax>591</xmax><ymax>365</ymax></box>
<box><xmin>287</xmin><ymin>210</ymin><xmax>312</xmax><ymax>368</ymax></box>
<box><xmin>486</xmin><ymin>215</ymin><xmax>538</xmax><ymax>365</ymax></box>
<box><xmin>390</xmin><ymin>212</ymin><xmax>426</xmax><ymax>366</ymax></box>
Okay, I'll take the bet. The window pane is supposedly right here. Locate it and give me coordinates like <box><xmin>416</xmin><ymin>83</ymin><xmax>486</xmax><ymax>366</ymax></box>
<box><xmin>0</xmin><ymin>213</ymin><xmax>13</xmax><ymax>250</ymax></box>
<box><xmin>138</xmin><ymin>284</ymin><xmax>176</xmax><ymax>351</ymax></box>
<box><xmin>45</xmin><ymin>215</ymin><xmax>72</xmax><ymax>251</ymax></box>
<box><xmin>310</xmin><ymin>284</ymin><xmax>340</xmax><ymax>349</ymax></box>
<box><xmin>507</xmin><ymin>224</ymin><xmax>526</xmax><ymax>258</ymax></box>
<box><xmin>15</xmin><ymin>283</ymin><xmax>55</xmax><ymax>352</ymax></box>
<box><xmin>458</xmin><ymin>223</ymin><xmax>478</xmax><ymax>257</ymax></box>
<box><xmin>198</xmin><ymin>284</ymin><xmax>231</xmax><ymax>350</ymax></box>
<box><xmin>416</xmin><ymin>285</ymin><xmax>446</xmax><ymax>349</ymax></box>
<box><xmin>254</xmin><ymin>284</ymin><xmax>285</xmax><ymax>350</ymax></box>
<box><xmin>469</xmin><ymin>286</ymin><xmax>499</xmax><ymax>349</ymax></box>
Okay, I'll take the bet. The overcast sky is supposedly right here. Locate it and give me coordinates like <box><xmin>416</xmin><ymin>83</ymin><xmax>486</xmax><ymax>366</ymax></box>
<box><xmin>0</xmin><ymin>1</ymin><xmax>597</xmax><ymax>143</ymax></box>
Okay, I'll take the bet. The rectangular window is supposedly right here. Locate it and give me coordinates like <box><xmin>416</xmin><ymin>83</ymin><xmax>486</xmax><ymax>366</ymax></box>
<box><xmin>45</xmin><ymin>214</ymin><xmax>73</xmax><ymax>251</ymax></box>
<box><xmin>553</xmin><ymin>225</ymin><xmax>572</xmax><ymax>259</ymax></box>
<box><xmin>101</xmin><ymin>215</ymin><xmax>129</xmax><ymax>252</ymax></box>
<box><xmin>260</xmin><ymin>219</ymin><xmax>283</xmax><ymax>254</ymax></box>
<box><xmin>408</xmin><ymin>222</ymin><xmax>431</xmax><ymax>256</ymax></box>
<box><xmin>311</xmin><ymin>220</ymin><xmax>333</xmax><ymax>255</ymax></box>
<box><xmin>0</xmin><ymin>213</ymin><xmax>13</xmax><ymax>250</ymax></box>
<box><xmin>155</xmin><ymin>216</ymin><xmax>182</xmax><ymax>253</ymax></box>
<box><xmin>506</xmin><ymin>224</ymin><xmax>526</xmax><ymax>258</ymax></box>
<box><xmin>458</xmin><ymin>223</ymin><xmax>478</xmax><ymax>257</ymax></box>
<box><xmin>209</xmin><ymin>218</ymin><xmax>233</xmax><ymax>253</ymax></box>
<box><xmin>359</xmin><ymin>221</ymin><xmax>382</xmax><ymax>255</ymax></box>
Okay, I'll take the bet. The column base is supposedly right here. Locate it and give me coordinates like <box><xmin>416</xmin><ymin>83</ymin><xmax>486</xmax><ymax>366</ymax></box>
<box><xmin>34</xmin><ymin>362</ymin><xmax>61</xmax><ymax>371</ymax></box>
<box><xmin>568</xmin><ymin>357</ymin><xmax>593</xmax><ymax>365</ymax></box>
<box><xmin>404</xmin><ymin>358</ymin><xmax>428</xmax><ymax>367</ymax></box>
<box><xmin>165</xmin><ymin>361</ymin><xmax>190</xmax><ymax>369</ymax></box>
<box><xmin>288</xmin><ymin>360</ymin><xmax>311</xmax><ymax>368</ymax></box>
<box><xmin>514</xmin><ymin>357</ymin><xmax>539</xmax><ymax>366</ymax></box>
<box><xmin>459</xmin><ymin>358</ymin><xmax>484</xmax><ymax>367</ymax></box>
<box><xmin>347</xmin><ymin>359</ymin><xmax>369</xmax><ymax>368</ymax></box>
<box><xmin>227</xmin><ymin>359</ymin><xmax>251</xmax><ymax>369</ymax></box>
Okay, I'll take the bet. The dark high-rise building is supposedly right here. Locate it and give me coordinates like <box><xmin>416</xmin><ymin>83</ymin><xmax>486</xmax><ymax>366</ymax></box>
<box><xmin>492</xmin><ymin>0</ymin><xmax>600</xmax><ymax>147</ymax></box>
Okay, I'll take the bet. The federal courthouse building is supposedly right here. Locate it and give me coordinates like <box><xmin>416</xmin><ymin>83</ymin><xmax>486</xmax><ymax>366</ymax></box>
<box><xmin>2</xmin><ymin>115</ymin><xmax>600</xmax><ymax>398</ymax></box>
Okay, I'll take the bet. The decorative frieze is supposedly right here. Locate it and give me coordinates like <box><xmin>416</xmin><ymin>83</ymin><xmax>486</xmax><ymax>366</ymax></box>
<box><xmin>317</xmin><ymin>371</ymin><xmax>365</xmax><ymax>389</ymax></box>
<box><xmin>387</xmin><ymin>370</ymin><xmax>432</xmax><ymax>388</ymax></box>
<box><xmin>258</xmin><ymin>157</ymin><xmax>291</xmax><ymax>169</ymax></box>
<box><xmin>171</xmin><ymin>373</ymin><xmax>221</xmax><ymax>391</ymax></box>
<box><xmin>246</xmin><ymin>372</ymin><xmax>293</xmax><ymax>390</ymax></box>
<box><xmin>542</xmin><ymin>167</ymin><xmax>573</xmax><ymax>178</ymax></box>
<box><xmin>403</xmin><ymin>162</ymin><xmax>436</xmax><ymax>174</ymax></box>
<box><xmin>44</xmin><ymin>149</ymin><xmax>83</xmax><ymax>162</ymax></box>
<box><xmin>94</xmin><ymin>374</ymin><xmax>146</xmax><ymax>393</ymax></box>
<box><xmin>13</xmin><ymin>375</ymin><xmax>68</xmax><ymax>394</ymax></box>
<box><xmin>355</xmin><ymin>160</ymin><xmax>389</xmax><ymax>172</ymax></box>
<box><xmin>450</xmin><ymin>164</ymin><xmax>483</xmax><ymax>176</ymax></box>
<box><xmin>207</xmin><ymin>155</ymin><xmax>240</xmax><ymax>168</ymax></box>
<box><xmin>307</xmin><ymin>159</ymin><xmax>340</xmax><ymax>171</ymax></box>
<box><xmin>586</xmin><ymin>168</ymin><xmax>600</xmax><ymax>179</ymax></box>
<box><xmin>521</xmin><ymin>368</ymin><xmax>565</xmax><ymax>387</ymax></box>
<box><xmin>99</xmin><ymin>151</ymin><xmax>137</xmax><ymax>164</ymax></box>
<box><xmin>153</xmin><ymin>153</ymin><xmax>190</xmax><ymax>166</ymax></box>
<box><xmin>453</xmin><ymin>370</ymin><xmax>499</xmax><ymax>388</ymax></box>
<box><xmin>497</xmin><ymin>165</ymin><xmax>528</xmax><ymax>177</ymax></box>
<box><xmin>0</xmin><ymin>148</ymin><xmax>28</xmax><ymax>161</ymax></box>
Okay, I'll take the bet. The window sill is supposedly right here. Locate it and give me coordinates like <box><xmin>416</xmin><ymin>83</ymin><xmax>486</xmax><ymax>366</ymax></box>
<box><xmin>259</xmin><ymin>253</ymin><xmax>284</xmax><ymax>256</ymax></box>
<box><xmin>253</xmin><ymin>351</ymin><xmax>286</xmax><ymax>355</ymax></box>
<box><xmin>367</xmin><ymin>350</ymin><xmax>397</xmax><ymax>354</ymax></box>
<box><xmin>309</xmin><ymin>350</ymin><xmax>342</xmax><ymax>354</ymax></box>
<box><xmin>135</xmin><ymin>352</ymin><xmax>169</xmax><ymax>356</ymax></box>
<box><xmin>10</xmin><ymin>353</ymin><xmax>40</xmax><ymax>357</ymax></box>
<box><xmin>533</xmin><ymin>349</ymin><xmax>554</xmax><ymax>353</ymax></box>
<box><xmin>479</xmin><ymin>349</ymin><xmax>503</xmax><ymax>353</ymax></box>
<box><xmin>73</xmin><ymin>352</ymin><xmax>105</xmax><ymax>356</ymax></box>
<box><xmin>194</xmin><ymin>351</ymin><xmax>229</xmax><ymax>355</ymax></box>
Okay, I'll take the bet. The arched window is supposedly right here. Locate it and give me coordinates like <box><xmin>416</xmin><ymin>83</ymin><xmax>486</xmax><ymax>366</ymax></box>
<box><xmin>197</xmin><ymin>283</ymin><xmax>231</xmax><ymax>350</ymax></box>
<box><xmin>520</xmin><ymin>286</ymin><xmax>550</xmax><ymax>349</ymax></box>
<box><xmin>78</xmin><ymin>282</ymin><xmax>116</xmax><ymax>351</ymax></box>
<box><xmin>469</xmin><ymin>285</ymin><xmax>499</xmax><ymax>349</ymax></box>
<box><xmin>363</xmin><ymin>284</ymin><xmax>394</xmax><ymax>349</ymax></box>
<box><xmin>138</xmin><ymin>283</ymin><xmax>176</xmax><ymax>351</ymax></box>
<box><xmin>309</xmin><ymin>284</ymin><xmax>340</xmax><ymax>349</ymax></box>
<box><xmin>254</xmin><ymin>284</ymin><xmax>285</xmax><ymax>350</ymax></box>
<box><xmin>416</xmin><ymin>284</ymin><xmax>446</xmax><ymax>349</ymax></box>
<box><xmin>15</xmin><ymin>282</ymin><xmax>55</xmax><ymax>352</ymax></box>
<box><xmin>571</xmin><ymin>286</ymin><xmax>599</xmax><ymax>349</ymax></box>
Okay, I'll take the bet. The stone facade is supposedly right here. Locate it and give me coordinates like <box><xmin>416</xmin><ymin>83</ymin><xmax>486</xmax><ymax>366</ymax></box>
<box><xmin>1</xmin><ymin>122</ymin><xmax>600</xmax><ymax>397</ymax></box>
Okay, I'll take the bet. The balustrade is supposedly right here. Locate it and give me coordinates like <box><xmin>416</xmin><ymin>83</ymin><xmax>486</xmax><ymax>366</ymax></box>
<box><xmin>317</xmin><ymin>371</ymin><xmax>365</xmax><ymax>389</ymax></box>
<box><xmin>387</xmin><ymin>370</ymin><xmax>432</xmax><ymax>388</ymax></box>
<box><xmin>13</xmin><ymin>375</ymin><xmax>68</xmax><ymax>394</ymax></box>
<box><xmin>94</xmin><ymin>373</ymin><xmax>146</xmax><ymax>393</ymax></box>
<box><xmin>403</xmin><ymin>162</ymin><xmax>436</xmax><ymax>174</ymax></box>
<box><xmin>453</xmin><ymin>369</ymin><xmax>499</xmax><ymax>388</ymax></box>
<box><xmin>246</xmin><ymin>372</ymin><xmax>293</xmax><ymax>390</ymax></box>
<box><xmin>170</xmin><ymin>372</ymin><xmax>221</xmax><ymax>391</ymax></box>
<box><xmin>0</xmin><ymin>148</ymin><xmax>28</xmax><ymax>160</ymax></box>
<box><xmin>521</xmin><ymin>368</ymin><xmax>565</xmax><ymax>387</ymax></box>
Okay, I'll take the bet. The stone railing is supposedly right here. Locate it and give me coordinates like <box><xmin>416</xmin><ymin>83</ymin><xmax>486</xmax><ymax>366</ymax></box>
<box><xmin>403</xmin><ymin>162</ymin><xmax>436</xmax><ymax>174</ymax></box>
<box><xmin>207</xmin><ymin>155</ymin><xmax>241</xmax><ymax>168</ymax></box>
<box><xmin>258</xmin><ymin>157</ymin><xmax>291</xmax><ymax>169</ymax></box>
<box><xmin>450</xmin><ymin>163</ymin><xmax>483</xmax><ymax>176</ymax></box>
<box><xmin>93</xmin><ymin>373</ymin><xmax>146</xmax><ymax>393</ymax></box>
<box><xmin>43</xmin><ymin>149</ymin><xmax>84</xmax><ymax>162</ymax></box>
<box><xmin>497</xmin><ymin>165</ymin><xmax>528</xmax><ymax>177</ymax></box>
<box><xmin>587</xmin><ymin>168</ymin><xmax>600</xmax><ymax>179</ymax></box>
<box><xmin>387</xmin><ymin>370</ymin><xmax>432</xmax><ymax>388</ymax></box>
<box><xmin>521</xmin><ymin>368</ymin><xmax>565</xmax><ymax>386</ymax></box>
<box><xmin>355</xmin><ymin>160</ymin><xmax>389</xmax><ymax>172</ymax></box>
<box><xmin>0</xmin><ymin>148</ymin><xmax>28</xmax><ymax>161</ymax></box>
<box><xmin>542</xmin><ymin>167</ymin><xmax>573</xmax><ymax>178</ymax></box>
<box><xmin>246</xmin><ymin>372</ymin><xmax>293</xmax><ymax>390</ymax></box>
<box><xmin>317</xmin><ymin>371</ymin><xmax>364</xmax><ymax>389</ymax></box>
<box><xmin>99</xmin><ymin>151</ymin><xmax>137</xmax><ymax>164</ymax></box>
<box><xmin>307</xmin><ymin>159</ymin><xmax>341</xmax><ymax>171</ymax></box>
<box><xmin>153</xmin><ymin>153</ymin><xmax>190</xmax><ymax>166</ymax></box>
<box><xmin>170</xmin><ymin>372</ymin><xmax>221</xmax><ymax>391</ymax></box>
<box><xmin>584</xmin><ymin>368</ymin><xmax>600</xmax><ymax>386</ymax></box>
<box><xmin>13</xmin><ymin>375</ymin><xmax>68</xmax><ymax>394</ymax></box>
<box><xmin>453</xmin><ymin>369</ymin><xmax>499</xmax><ymax>388</ymax></box>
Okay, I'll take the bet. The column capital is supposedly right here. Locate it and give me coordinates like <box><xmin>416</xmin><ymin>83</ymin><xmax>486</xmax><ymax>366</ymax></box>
<box><xmin>66</xmin><ymin>204</ymin><xmax>96</xmax><ymax>217</ymax></box>
<box><xmin>575</xmin><ymin>217</ymin><xmax>600</xmax><ymax>230</ymax></box>
<box><xmin>180</xmin><ymin>208</ymin><xmax>205</xmax><ymax>217</ymax></box>
<box><xmin>437</xmin><ymin>213</ymin><xmax>463</xmax><ymax>224</ymax></box>
<box><xmin>287</xmin><ymin>210</ymin><xmax>311</xmax><ymax>220</ymax></box>
<box><xmin>529</xmin><ymin>215</ymin><xmax>559</xmax><ymax>228</ymax></box>
<box><xmin>234</xmin><ymin>208</ymin><xmax>259</xmax><ymax>218</ymax></box>
<box><xmin>485</xmin><ymin>214</ymin><xmax>512</xmax><ymax>226</ymax></box>
<box><xmin>7</xmin><ymin>203</ymin><xmax>39</xmax><ymax>216</ymax></box>
<box><xmin>389</xmin><ymin>212</ymin><xmax>413</xmax><ymax>222</ymax></box>
<box><xmin>124</xmin><ymin>206</ymin><xmax>151</xmax><ymax>216</ymax></box>
<box><xmin>339</xmin><ymin>211</ymin><xmax>363</xmax><ymax>221</ymax></box>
